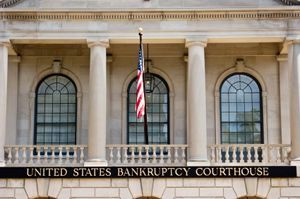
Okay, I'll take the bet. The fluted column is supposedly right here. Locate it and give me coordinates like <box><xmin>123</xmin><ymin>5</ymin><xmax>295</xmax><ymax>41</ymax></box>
<box><xmin>85</xmin><ymin>39</ymin><xmax>109</xmax><ymax>166</ymax></box>
<box><xmin>186</xmin><ymin>39</ymin><xmax>209</xmax><ymax>166</ymax></box>
<box><xmin>0</xmin><ymin>41</ymin><xmax>9</xmax><ymax>166</ymax></box>
<box><xmin>289</xmin><ymin>40</ymin><xmax>300</xmax><ymax>164</ymax></box>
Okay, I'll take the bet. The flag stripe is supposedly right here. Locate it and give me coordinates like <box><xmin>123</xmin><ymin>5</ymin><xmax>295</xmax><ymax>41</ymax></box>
<box><xmin>135</xmin><ymin>43</ymin><xmax>145</xmax><ymax>119</ymax></box>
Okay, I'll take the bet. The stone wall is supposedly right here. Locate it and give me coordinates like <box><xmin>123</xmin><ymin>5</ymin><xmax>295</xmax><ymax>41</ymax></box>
<box><xmin>1</xmin><ymin>177</ymin><xmax>300</xmax><ymax>198</ymax></box>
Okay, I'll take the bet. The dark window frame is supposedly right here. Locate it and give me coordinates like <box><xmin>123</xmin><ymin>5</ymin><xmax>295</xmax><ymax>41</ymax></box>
<box><xmin>220</xmin><ymin>73</ymin><xmax>264</xmax><ymax>144</ymax></box>
<box><xmin>127</xmin><ymin>73</ymin><xmax>170</xmax><ymax>145</ymax></box>
<box><xmin>34</xmin><ymin>74</ymin><xmax>77</xmax><ymax>145</ymax></box>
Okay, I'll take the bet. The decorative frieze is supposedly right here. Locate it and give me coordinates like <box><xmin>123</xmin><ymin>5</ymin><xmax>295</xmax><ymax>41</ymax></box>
<box><xmin>1</xmin><ymin>9</ymin><xmax>300</xmax><ymax>21</ymax></box>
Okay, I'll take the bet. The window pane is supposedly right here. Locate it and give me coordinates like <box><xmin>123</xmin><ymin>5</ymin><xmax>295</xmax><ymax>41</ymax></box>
<box><xmin>221</xmin><ymin>81</ymin><xmax>230</xmax><ymax>92</ymax></box>
<box><xmin>221</xmin><ymin>103</ymin><xmax>229</xmax><ymax>112</ymax></box>
<box><xmin>237</xmin><ymin>103</ymin><xmax>244</xmax><ymax>112</ymax></box>
<box><xmin>221</xmin><ymin>113</ymin><xmax>229</xmax><ymax>122</ymax></box>
<box><xmin>221</xmin><ymin>123</ymin><xmax>229</xmax><ymax>132</ymax></box>
<box><xmin>230</xmin><ymin>123</ymin><xmax>237</xmax><ymax>132</ymax></box>
<box><xmin>222</xmin><ymin>133</ymin><xmax>229</xmax><ymax>143</ymax></box>
<box><xmin>229</xmin><ymin>94</ymin><xmax>236</xmax><ymax>102</ymax></box>
<box><xmin>229</xmin><ymin>113</ymin><xmax>236</xmax><ymax>122</ymax></box>
<box><xmin>237</xmin><ymin>133</ymin><xmax>246</xmax><ymax>143</ymax></box>
<box><xmin>237</xmin><ymin>90</ymin><xmax>244</xmax><ymax>102</ymax></box>
<box><xmin>229</xmin><ymin>103</ymin><xmax>236</xmax><ymax>112</ymax></box>
<box><xmin>221</xmin><ymin>94</ymin><xmax>228</xmax><ymax>102</ymax></box>
<box><xmin>245</xmin><ymin>93</ymin><xmax>252</xmax><ymax>102</ymax></box>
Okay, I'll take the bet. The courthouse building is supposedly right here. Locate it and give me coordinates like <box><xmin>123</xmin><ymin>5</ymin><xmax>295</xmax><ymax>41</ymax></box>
<box><xmin>1</xmin><ymin>0</ymin><xmax>300</xmax><ymax>198</ymax></box>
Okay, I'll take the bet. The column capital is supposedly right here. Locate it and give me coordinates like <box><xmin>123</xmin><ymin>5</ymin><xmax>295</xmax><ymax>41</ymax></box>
<box><xmin>87</xmin><ymin>39</ymin><xmax>109</xmax><ymax>48</ymax></box>
<box><xmin>277</xmin><ymin>54</ymin><xmax>288</xmax><ymax>62</ymax></box>
<box><xmin>285</xmin><ymin>37</ymin><xmax>300</xmax><ymax>45</ymax></box>
<box><xmin>0</xmin><ymin>39</ymin><xmax>10</xmax><ymax>47</ymax></box>
<box><xmin>185</xmin><ymin>38</ymin><xmax>208</xmax><ymax>48</ymax></box>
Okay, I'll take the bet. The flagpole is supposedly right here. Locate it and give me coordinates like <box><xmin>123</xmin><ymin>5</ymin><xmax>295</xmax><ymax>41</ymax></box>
<box><xmin>139</xmin><ymin>28</ymin><xmax>149</xmax><ymax>145</ymax></box>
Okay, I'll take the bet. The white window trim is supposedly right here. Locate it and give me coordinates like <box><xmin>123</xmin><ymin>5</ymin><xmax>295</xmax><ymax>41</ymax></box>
<box><xmin>214</xmin><ymin>59</ymin><xmax>268</xmax><ymax>145</ymax></box>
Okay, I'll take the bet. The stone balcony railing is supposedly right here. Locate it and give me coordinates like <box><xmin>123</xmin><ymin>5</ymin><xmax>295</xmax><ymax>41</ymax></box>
<box><xmin>209</xmin><ymin>144</ymin><xmax>291</xmax><ymax>166</ymax></box>
<box><xmin>4</xmin><ymin>145</ymin><xmax>87</xmax><ymax>166</ymax></box>
<box><xmin>4</xmin><ymin>144</ymin><xmax>291</xmax><ymax>166</ymax></box>
<box><xmin>106</xmin><ymin>144</ymin><xmax>188</xmax><ymax>166</ymax></box>
<box><xmin>4</xmin><ymin>144</ymin><xmax>188</xmax><ymax>166</ymax></box>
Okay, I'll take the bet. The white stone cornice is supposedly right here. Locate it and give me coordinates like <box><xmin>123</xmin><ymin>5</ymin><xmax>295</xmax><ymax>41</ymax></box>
<box><xmin>87</xmin><ymin>39</ymin><xmax>109</xmax><ymax>49</ymax></box>
<box><xmin>185</xmin><ymin>39</ymin><xmax>207</xmax><ymax>48</ymax></box>
<box><xmin>2</xmin><ymin>9</ymin><xmax>300</xmax><ymax>21</ymax></box>
<box><xmin>0</xmin><ymin>39</ymin><xmax>11</xmax><ymax>47</ymax></box>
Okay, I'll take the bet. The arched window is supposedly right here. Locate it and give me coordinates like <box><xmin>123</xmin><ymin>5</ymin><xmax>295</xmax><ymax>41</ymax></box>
<box><xmin>220</xmin><ymin>73</ymin><xmax>263</xmax><ymax>144</ymax></box>
<box><xmin>34</xmin><ymin>74</ymin><xmax>77</xmax><ymax>145</ymax></box>
<box><xmin>127</xmin><ymin>73</ymin><xmax>169</xmax><ymax>144</ymax></box>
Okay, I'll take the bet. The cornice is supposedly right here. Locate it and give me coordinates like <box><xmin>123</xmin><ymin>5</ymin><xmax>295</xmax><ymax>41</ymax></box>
<box><xmin>0</xmin><ymin>0</ymin><xmax>23</xmax><ymax>8</ymax></box>
<box><xmin>1</xmin><ymin>9</ymin><xmax>300</xmax><ymax>20</ymax></box>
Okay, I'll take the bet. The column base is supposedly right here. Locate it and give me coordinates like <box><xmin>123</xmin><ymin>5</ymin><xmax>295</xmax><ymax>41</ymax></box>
<box><xmin>290</xmin><ymin>158</ymin><xmax>300</xmax><ymax>177</ymax></box>
<box><xmin>187</xmin><ymin>159</ymin><xmax>210</xmax><ymax>166</ymax></box>
<box><xmin>291</xmin><ymin>157</ymin><xmax>300</xmax><ymax>166</ymax></box>
<box><xmin>84</xmin><ymin>159</ymin><xmax>108</xmax><ymax>167</ymax></box>
<box><xmin>0</xmin><ymin>161</ymin><xmax>5</xmax><ymax>167</ymax></box>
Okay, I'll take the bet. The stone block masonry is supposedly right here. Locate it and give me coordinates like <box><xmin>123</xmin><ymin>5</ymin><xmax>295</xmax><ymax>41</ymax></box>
<box><xmin>0</xmin><ymin>177</ymin><xmax>299</xmax><ymax>198</ymax></box>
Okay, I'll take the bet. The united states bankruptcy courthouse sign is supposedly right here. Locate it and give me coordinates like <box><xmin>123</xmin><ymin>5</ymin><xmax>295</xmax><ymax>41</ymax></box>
<box><xmin>0</xmin><ymin>166</ymin><xmax>296</xmax><ymax>178</ymax></box>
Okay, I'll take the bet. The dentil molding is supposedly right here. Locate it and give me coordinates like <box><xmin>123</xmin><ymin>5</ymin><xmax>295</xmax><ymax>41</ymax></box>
<box><xmin>1</xmin><ymin>9</ymin><xmax>300</xmax><ymax>20</ymax></box>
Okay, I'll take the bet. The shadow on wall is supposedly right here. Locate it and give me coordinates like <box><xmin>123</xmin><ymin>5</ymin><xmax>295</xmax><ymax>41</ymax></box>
<box><xmin>239</xmin><ymin>197</ymin><xmax>265</xmax><ymax>199</ymax></box>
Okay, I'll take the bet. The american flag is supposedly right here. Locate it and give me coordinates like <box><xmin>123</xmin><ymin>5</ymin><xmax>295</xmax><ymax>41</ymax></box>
<box><xmin>135</xmin><ymin>43</ymin><xmax>145</xmax><ymax>119</ymax></box>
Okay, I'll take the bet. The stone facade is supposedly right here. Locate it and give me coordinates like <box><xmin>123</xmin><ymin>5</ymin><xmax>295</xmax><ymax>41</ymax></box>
<box><xmin>1</xmin><ymin>0</ymin><xmax>300</xmax><ymax>198</ymax></box>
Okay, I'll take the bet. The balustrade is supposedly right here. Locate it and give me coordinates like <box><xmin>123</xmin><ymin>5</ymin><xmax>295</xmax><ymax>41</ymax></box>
<box><xmin>4</xmin><ymin>145</ymin><xmax>87</xmax><ymax>166</ymax></box>
<box><xmin>106</xmin><ymin>144</ymin><xmax>188</xmax><ymax>166</ymax></box>
<box><xmin>209</xmin><ymin>144</ymin><xmax>291</xmax><ymax>165</ymax></box>
<box><xmin>3</xmin><ymin>144</ymin><xmax>291</xmax><ymax>166</ymax></box>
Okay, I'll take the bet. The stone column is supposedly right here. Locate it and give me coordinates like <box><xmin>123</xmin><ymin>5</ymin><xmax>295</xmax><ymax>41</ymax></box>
<box><xmin>85</xmin><ymin>39</ymin><xmax>109</xmax><ymax>166</ymax></box>
<box><xmin>277</xmin><ymin>54</ymin><xmax>291</xmax><ymax>145</ymax></box>
<box><xmin>186</xmin><ymin>39</ymin><xmax>209</xmax><ymax>166</ymax></box>
<box><xmin>6</xmin><ymin>56</ymin><xmax>20</xmax><ymax>145</ymax></box>
<box><xmin>0</xmin><ymin>41</ymin><xmax>9</xmax><ymax>166</ymax></box>
<box><xmin>289</xmin><ymin>41</ymin><xmax>300</xmax><ymax>164</ymax></box>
